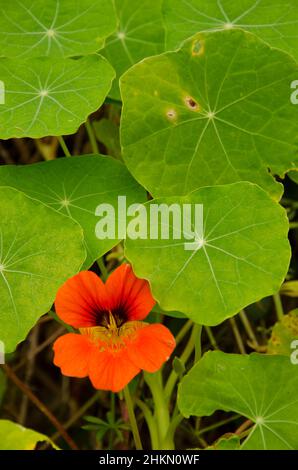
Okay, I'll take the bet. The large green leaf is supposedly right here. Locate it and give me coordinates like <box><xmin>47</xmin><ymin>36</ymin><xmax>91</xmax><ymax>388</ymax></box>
<box><xmin>163</xmin><ymin>0</ymin><xmax>298</xmax><ymax>60</ymax></box>
<box><xmin>0</xmin><ymin>187</ymin><xmax>85</xmax><ymax>352</ymax></box>
<box><xmin>102</xmin><ymin>0</ymin><xmax>165</xmax><ymax>100</ymax></box>
<box><xmin>0</xmin><ymin>55</ymin><xmax>115</xmax><ymax>139</ymax></box>
<box><xmin>178</xmin><ymin>351</ymin><xmax>298</xmax><ymax>450</ymax></box>
<box><xmin>0</xmin><ymin>0</ymin><xmax>116</xmax><ymax>58</ymax></box>
<box><xmin>120</xmin><ymin>29</ymin><xmax>298</xmax><ymax>199</ymax></box>
<box><xmin>125</xmin><ymin>182</ymin><xmax>290</xmax><ymax>325</ymax></box>
<box><xmin>0</xmin><ymin>155</ymin><xmax>146</xmax><ymax>268</ymax></box>
<box><xmin>0</xmin><ymin>419</ymin><xmax>58</xmax><ymax>450</ymax></box>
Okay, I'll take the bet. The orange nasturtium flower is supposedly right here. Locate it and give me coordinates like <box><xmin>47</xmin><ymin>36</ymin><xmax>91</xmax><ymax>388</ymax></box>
<box><xmin>53</xmin><ymin>264</ymin><xmax>176</xmax><ymax>392</ymax></box>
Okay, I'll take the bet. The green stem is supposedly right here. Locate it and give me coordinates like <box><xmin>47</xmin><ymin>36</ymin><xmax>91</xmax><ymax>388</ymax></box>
<box><xmin>196</xmin><ymin>414</ymin><xmax>240</xmax><ymax>437</ymax></box>
<box><xmin>204</xmin><ymin>326</ymin><xmax>218</xmax><ymax>349</ymax></box>
<box><xmin>175</xmin><ymin>320</ymin><xmax>193</xmax><ymax>347</ymax></box>
<box><xmin>97</xmin><ymin>257</ymin><xmax>108</xmax><ymax>281</ymax></box>
<box><xmin>136</xmin><ymin>399</ymin><xmax>159</xmax><ymax>450</ymax></box>
<box><xmin>239</xmin><ymin>309</ymin><xmax>259</xmax><ymax>347</ymax></box>
<box><xmin>194</xmin><ymin>325</ymin><xmax>202</xmax><ymax>363</ymax></box>
<box><xmin>123</xmin><ymin>386</ymin><xmax>143</xmax><ymax>450</ymax></box>
<box><xmin>97</xmin><ymin>257</ymin><xmax>109</xmax><ymax>281</ymax></box>
<box><xmin>144</xmin><ymin>370</ymin><xmax>173</xmax><ymax>449</ymax></box>
<box><xmin>229</xmin><ymin>317</ymin><xmax>246</xmax><ymax>354</ymax></box>
<box><xmin>57</xmin><ymin>136</ymin><xmax>71</xmax><ymax>157</ymax></box>
<box><xmin>165</xmin><ymin>323</ymin><xmax>200</xmax><ymax>400</ymax></box>
<box><xmin>273</xmin><ymin>293</ymin><xmax>284</xmax><ymax>322</ymax></box>
<box><xmin>85</xmin><ymin>118</ymin><xmax>99</xmax><ymax>154</ymax></box>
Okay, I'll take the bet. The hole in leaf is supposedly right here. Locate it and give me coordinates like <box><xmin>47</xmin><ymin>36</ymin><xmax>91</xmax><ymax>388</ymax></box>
<box><xmin>184</xmin><ymin>96</ymin><xmax>200</xmax><ymax>111</ymax></box>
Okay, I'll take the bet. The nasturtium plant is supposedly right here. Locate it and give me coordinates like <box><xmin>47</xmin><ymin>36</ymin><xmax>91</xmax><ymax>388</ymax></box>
<box><xmin>102</xmin><ymin>0</ymin><xmax>165</xmax><ymax>100</ymax></box>
<box><xmin>0</xmin><ymin>187</ymin><xmax>85</xmax><ymax>352</ymax></box>
<box><xmin>178</xmin><ymin>351</ymin><xmax>298</xmax><ymax>450</ymax></box>
<box><xmin>120</xmin><ymin>29</ymin><xmax>298</xmax><ymax>199</ymax></box>
<box><xmin>0</xmin><ymin>0</ymin><xmax>297</xmax><ymax>453</ymax></box>
<box><xmin>0</xmin><ymin>0</ymin><xmax>117</xmax><ymax>58</ymax></box>
<box><xmin>0</xmin><ymin>56</ymin><xmax>115</xmax><ymax>138</ymax></box>
<box><xmin>0</xmin><ymin>155</ymin><xmax>146</xmax><ymax>268</ymax></box>
<box><xmin>163</xmin><ymin>0</ymin><xmax>298</xmax><ymax>60</ymax></box>
<box><xmin>0</xmin><ymin>420</ymin><xmax>58</xmax><ymax>450</ymax></box>
<box><xmin>125</xmin><ymin>182</ymin><xmax>290</xmax><ymax>325</ymax></box>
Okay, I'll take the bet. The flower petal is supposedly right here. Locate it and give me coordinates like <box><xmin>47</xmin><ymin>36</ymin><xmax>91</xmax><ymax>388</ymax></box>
<box><xmin>126</xmin><ymin>323</ymin><xmax>176</xmax><ymax>373</ymax></box>
<box><xmin>55</xmin><ymin>271</ymin><xmax>108</xmax><ymax>328</ymax></box>
<box><xmin>88</xmin><ymin>348</ymin><xmax>140</xmax><ymax>392</ymax></box>
<box><xmin>106</xmin><ymin>264</ymin><xmax>155</xmax><ymax>321</ymax></box>
<box><xmin>53</xmin><ymin>333</ymin><xmax>94</xmax><ymax>378</ymax></box>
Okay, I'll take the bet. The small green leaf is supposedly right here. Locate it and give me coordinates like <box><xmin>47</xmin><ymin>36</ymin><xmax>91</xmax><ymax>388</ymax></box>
<box><xmin>0</xmin><ymin>0</ymin><xmax>117</xmax><ymax>58</ymax></box>
<box><xmin>102</xmin><ymin>0</ymin><xmax>165</xmax><ymax>100</ymax></box>
<box><xmin>93</xmin><ymin>119</ymin><xmax>121</xmax><ymax>159</ymax></box>
<box><xmin>125</xmin><ymin>182</ymin><xmax>290</xmax><ymax>325</ymax></box>
<box><xmin>206</xmin><ymin>434</ymin><xmax>240</xmax><ymax>450</ymax></box>
<box><xmin>0</xmin><ymin>419</ymin><xmax>59</xmax><ymax>450</ymax></box>
<box><xmin>0</xmin><ymin>155</ymin><xmax>146</xmax><ymax>269</ymax></box>
<box><xmin>280</xmin><ymin>280</ymin><xmax>298</xmax><ymax>297</ymax></box>
<box><xmin>178</xmin><ymin>351</ymin><xmax>298</xmax><ymax>450</ymax></box>
<box><xmin>0</xmin><ymin>55</ymin><xmax>115</xmax><ymax>139</ymax></box>
<box><xmin>163</xmin><ymin>0</ymin><xmax>298</xmax><ymax>60</ymax></box>
<box><xmin>267</xmin><ymin>309</ymin><xmax>298</xmax><ymax>355</ymax></box>
<box><xmin>120</xmin><ymin>29</ymin><xmax>298</xmax><ymax>199</ymax></box>
<box><xmin>0</xmin><ymin>187</ymin><xmax>85</xmax><ymax>352</ymax></box>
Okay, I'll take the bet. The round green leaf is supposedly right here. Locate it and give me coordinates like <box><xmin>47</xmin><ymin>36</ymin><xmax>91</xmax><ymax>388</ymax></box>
<box><xmin>0</xmin><ymin>55</ymin><xmax>115</xmax><ymax>138</ymax></box>
<box><xmin>0</xmin><ymin>0</ymin><xmax>117</xmax><ymax>58</ymax></box>
<box><xmin>0</xmin><ymin>419</ymin><xmax>58</xmax><ymax>450</ymax></box>
<box><xmin>163</xmin><ymin>0</ymin><xmax>298</xmax><ymax>60</ymax></box>
<box><xmin>102</xmin><ymin>0</ymin><xmax>165</xmax><ymax>100</ymax></box>
<box><xmin>120</xmin><ymin>29</ymin><xmax>298</xmax><ymax>199</ymax></box>
<box><xmin>0</xmin><ymin>187</ymin><xmax>85</xmax><ymax>352</ymax></box>
<box><xmin>125</xmin><ymin>182</ymin><xmax>290</xmax><ymax>325</ymax></box>
<box><xmin>0</xmin><ymin>155</ymin><xmax>146</xmax><ymax>269</ymax></box>
<box><xmin>178</xmin><ymin>351</ymin><xmax>298</xmax><ymax>450</ymax></box>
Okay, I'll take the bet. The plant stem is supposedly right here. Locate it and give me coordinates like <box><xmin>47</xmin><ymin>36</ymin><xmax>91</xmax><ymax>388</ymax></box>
<box><xmin>144</xmin><ymin>370</ymin><xmax>173</xmax><ymax>449</ymax></box>
<box><xmin>197</xmin><ymin>414</ymin><xmax>240</xmax><ymax>436</ymax></box>
<box><xmin>175</xmin><ymin>319</ymin><xmax>193</xmax><ymax>347</ymax></box>
<box><xmin>273</xmin><ymin>293</ymin><xmax>284</xmax><ymax>322</ymax></box>
<box><xmin>204</xmin><ymin>326</ymin><xmax>218</xmax><ymax>349</ymax></box>
<box><xmin>2</xmin><ymin>364</ymin><xmax>78</xmax><ymax>450</ymax></box>
<box><xmin>239</xmin><ymin>309</ymin><xmax>259</xmax><ymax>348</ymax></box>
<box><xmin>136</xmin><ymin>399</ymin><xmax>159</xmax><ymax>450</ymax></box>
<box><xmin>165</xmin><ymin>323</ymin><xmax>200</xmax><ymax>400</ymax></box>
<box><xmin>85</xmin><ymin>118</ymin><xmax>99</xmax><ymax>154</ymax></box>
<box><xmin>194</xmin><ymin>324</ymin><xmax>202</xmax><ymax>363</ymax></box>
<box><xmin>229</xmin><ymin>317</ymin><xmax>246</xmax><ymax>354</ymax></box>
<box><xmin>57</xmin><ymin>136</ymin><xmax>71</xmax><ymax>157</ymax></box>
<box><xmin>51</xmin><ymin>392</ymin><xmax>100</xmax><ymax>442</ymax></box>
<box><xmin>123</xmin><ymin>386</ymin><xmax>143</xmax><ymax>450</ymax></box>
<box><xmin>97</xmin><ymin>257</ymin><xmax>108</xmax><ymax>281</ymax></box>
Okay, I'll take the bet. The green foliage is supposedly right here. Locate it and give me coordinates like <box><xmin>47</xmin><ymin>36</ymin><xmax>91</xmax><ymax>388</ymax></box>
<box><xmin>163</xmin><ymin>0</ymin><xmax>298</xmax><ymax>61</ymax></box>
<box><xmin>0</xmin><ymin>56</ymin><xmax>115</xmax><ymax>138</ymax></box>
<box><xmin>120</xmin><ymin>29</ymin><xmax>298</xmax><ymax>199</ymax></box>
<box><xmin>0</xmin><ymin>155</ymin><xmax>146</xmax><ymax>268</ymax></box>
<box><xmin>178</xmin><ymin>351</ymin><xmax>298</xmax><ymax>449</ymax></box>
<box><xmin>125</xmin><ymin>182</ymin><xmax>290</xmax><ymax>324</ymax></box>
<box><xmin>102</xmin><ymin>0</ymin><xmax>165</xmax><ymax>100</ymax></box>
<box><xmin>0</xmin><ymin>419</ymin><xmax>58</xmax><ymax>450</ymax></box>
<box><xmin>0</xmin><ymin>187</ymin><xmax>85</xmax><ymax>352</ymax></box>
<box><xmin>268</xmin><ymin>309</ymin><xmax>298</xmax><ymax>355</ymax></box>
<box><xmin>0</xmin><ymin>0</ymin><xmax>117</xmax><ymax>57</ymax></box>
